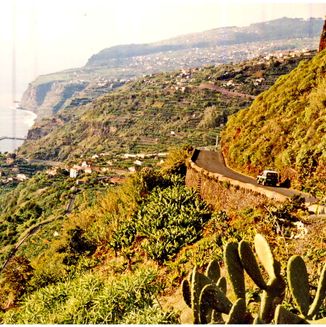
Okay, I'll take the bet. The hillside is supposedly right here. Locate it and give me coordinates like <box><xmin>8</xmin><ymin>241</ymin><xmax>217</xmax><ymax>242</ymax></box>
<box><xmin>17</xmin><ymin>51</ymin><xmax>314</xmax><ymax>161</ymax></box>
<box><xmin>0</xmin><ymin>51</ymin><xmax>325</xmax><ymax>323</ymax></box>
<box><xmin>221</xmin><ymin>49</ymin><xmax>326</xmax><ymax>198</ymax></box>
<box><xmin>0</xmin><ymin>147</ymin><xmax>325</xmax><ymax>323</ymax></box>
<box><xmin>19</xmin><ymin>17</ymin><xmax>322</xmax><ymax>117</ymax></box>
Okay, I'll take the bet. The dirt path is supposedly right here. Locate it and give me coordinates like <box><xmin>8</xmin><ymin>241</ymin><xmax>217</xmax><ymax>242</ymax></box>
<box><xmin>199</xmin><ymin>83</ymin><xmax>256</xmax><ymax>100</ymax></box>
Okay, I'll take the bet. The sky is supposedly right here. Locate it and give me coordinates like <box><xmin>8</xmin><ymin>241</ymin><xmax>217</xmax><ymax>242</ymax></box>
<box><xmin>0</xmin><ymin>0</ymin><xmax>325</xmax><ymax>108</ymax></box>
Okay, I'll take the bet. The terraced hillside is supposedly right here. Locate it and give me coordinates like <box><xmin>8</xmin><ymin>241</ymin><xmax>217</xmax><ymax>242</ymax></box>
<box><xmin>18</xmin><ymin>51</ymin><xmax>315</xmax><ymax>162</ymax></box>
<box><xmin>221</xmin><ymin>50</ymin><xmax>326</xmax><ymax>198</ymax></box>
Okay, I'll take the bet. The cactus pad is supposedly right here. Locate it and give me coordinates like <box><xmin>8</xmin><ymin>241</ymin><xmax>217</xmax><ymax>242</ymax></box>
<box><xmin>224</xmin><ymin>242</ymin><xmax>245</xmax><ymax>299</ymax></box>
<box><xmin>217</xmin><ymin>276</ymin><xmax>227</xmax><ymax>294</ymax></box>
<box><xmin>205</xmin><ymin>259</ymin><xmax>220</xmax><ymax>283</ymax></box>
<box><xmin>191</xmin><ymin>268</ymin><xmax>212</xmax><ymax>323</ymax></box>
<box><xmin>239</xmin><ymin>240</ymin><xmax>267</xmax><ymax>289</ymax></box>
<box><xmin>199</xmin><ymin>283</ymin><xmax>232</xmax><ymax>323</ymax></box>
<box><xmin>226</xmin><ymin>298</ymin><xmax>247</xmax><ymax>324</ymax></box>
<box><xmin>287</xmin><ymin>255</ymin><xmax>310</xmax><ymax>316</ymax></box>
<box><xmin>274</xmin><ymin>305</ymin><xmax>308</xmax><ymax>324</ymax></box>
<box><xmin>308</xmin><ymin>263</ymin><xmax>326</xmax><ymax>319</ymax></box>
<box><xmin>181</xmin><ymin>279</ymin><xmax>191</xmax><ymax>308</ymax></box>
<box><xmin>254</xmin><ymin>234</ymin><xmax>277</xmax><ymax>278</ymax></box>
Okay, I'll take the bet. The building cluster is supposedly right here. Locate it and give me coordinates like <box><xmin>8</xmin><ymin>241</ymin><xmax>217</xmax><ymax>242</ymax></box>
<box><xmin>68</xmin><ymin>151</ymin><xmax>167</xmax><ymax>178</ymax></box>
<box><xmin>99</xmin><ymin>38</ymin><xmax>318</xmax><ymax>77</ymax></box>
<box><xmin>0</xmin><ymin>154</ymin><xmax>29</xmax><ymax>185</ymax></box>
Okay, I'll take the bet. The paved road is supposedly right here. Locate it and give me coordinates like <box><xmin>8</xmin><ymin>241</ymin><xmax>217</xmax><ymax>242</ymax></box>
<box><xmin>194</xmin><ymin>150</ymin><xmax>317</xmax><ymax>204</ymax></box>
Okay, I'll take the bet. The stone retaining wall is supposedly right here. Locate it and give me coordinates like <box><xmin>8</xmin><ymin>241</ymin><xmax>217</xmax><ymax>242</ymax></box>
<box><xmin>185</xmin><ymin>159</ymin><xmax>283</xmax><ymax>212</ymax></box>
<box><xmin>186</xmin><ymin>153</ymin><xmax>326</xmax><ymax>215</ymax></box>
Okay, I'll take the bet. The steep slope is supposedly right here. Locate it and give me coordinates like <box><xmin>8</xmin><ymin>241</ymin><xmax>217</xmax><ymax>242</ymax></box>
<box><xmin>221</xmin><ymin>50</ymin><xmax>326</xmax><ymax>197</ymax></box>
<box><xmin>17</xmin><ymin>52</ymin><xmax>313</xmax><ymax>161</ymax></box>
<box><xmin>1</xmin><ymin>146</ymin><xmax>325</xmax><ymax>323</ymax></box>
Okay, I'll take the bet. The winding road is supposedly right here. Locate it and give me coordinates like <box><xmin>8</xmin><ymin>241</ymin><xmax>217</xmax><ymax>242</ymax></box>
<box><xmin>193</xmin><ymin>150</ymin><xmax>317</xmax><ymax>204</ymax></box>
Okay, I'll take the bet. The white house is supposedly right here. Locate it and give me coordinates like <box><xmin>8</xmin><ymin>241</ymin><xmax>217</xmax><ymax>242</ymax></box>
<box><xmin>134</xmin><ymin>160</ymin><xmax>143</xmax><ymax>166</ymax></box>
<box><xmin>84</xmin><ymin>166</ymin><xmax>93</xmax><ymax>174</ymax></box>
<box><xmin>16</xmin><ymin>174</ymin><xmax>28</xmax><ymax>181</ymax></box>
<box><xmin>70</xmin><ymin>168</ymin><xmax>79</xmax><ymax>178</ymax></box>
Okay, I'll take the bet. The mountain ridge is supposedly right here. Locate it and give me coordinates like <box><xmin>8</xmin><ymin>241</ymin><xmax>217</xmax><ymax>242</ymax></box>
<box><xmin>86</xmin><ymin>17</ymin><xmax>323</xmax><ymax>66</ymax></box>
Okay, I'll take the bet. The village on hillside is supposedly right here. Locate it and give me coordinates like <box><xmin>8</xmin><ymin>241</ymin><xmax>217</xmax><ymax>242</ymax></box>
<box><xmin>0</xmin><ymin>150</ymin><xmax>168</xmax><ymax>189</ymax></box>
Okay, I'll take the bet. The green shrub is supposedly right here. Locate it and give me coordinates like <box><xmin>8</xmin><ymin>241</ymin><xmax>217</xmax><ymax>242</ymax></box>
<box><xmin>135</xmin><ymin>185</ymin><xmax>211</xmax><ymax>263</ymax></box>
<box><xmin>160</xmin><ymin>145</ymin><xmax>193</xmax><ymax>176</ymax></box>
<box><xmin>3</xmin><ymin>268</ymin><xmax>177</xmax><ymax>324</ymax></box>
<box><xmin>108</xmin><ymin>184</ymin><xmax>211</xmax><ymax>264</ymax></box>
<box><xmin>110</xmin><ymin>220</ymin><xmax>137</xmax><ymax>253</ymax></box>
<box><xmin>0</xmin><ymin>256</ymin><xmax>34</xmax><ymax>310</ymax></box>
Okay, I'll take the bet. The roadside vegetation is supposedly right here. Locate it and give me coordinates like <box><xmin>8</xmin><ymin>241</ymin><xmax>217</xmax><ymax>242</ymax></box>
<box><xmin>222</xmin><ymin>50</ymin><xmax>326</xmax><ymax>199</ymax></box>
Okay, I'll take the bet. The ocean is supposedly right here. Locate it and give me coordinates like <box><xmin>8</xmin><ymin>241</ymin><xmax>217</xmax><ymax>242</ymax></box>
<box><xmin>0</xmin><ymin>106</ymin><xmax>36</xmax><ymax>153</ymax></box>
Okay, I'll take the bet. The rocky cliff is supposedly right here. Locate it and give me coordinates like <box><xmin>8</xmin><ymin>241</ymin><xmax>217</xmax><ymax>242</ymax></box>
<box><xmin>319</xmin><ymin>19</ymin><xmax>326</xmax><ymax>52</ymax></box>
<box><xmin>20</xmin><ymin>80</ymin><xmax>88</xmax><ymax>119</ymax></box>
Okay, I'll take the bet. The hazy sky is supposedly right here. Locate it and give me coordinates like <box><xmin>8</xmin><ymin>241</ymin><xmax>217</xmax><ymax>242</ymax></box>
<box><xmin>0</xmin><ymin>0</ymin><xmax>325</xmax><ymax>107</ymax></box>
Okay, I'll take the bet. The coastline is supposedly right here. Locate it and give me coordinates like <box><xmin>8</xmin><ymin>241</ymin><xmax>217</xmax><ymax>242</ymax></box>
<box><xmin>0</xmin><ymin>107</ymin><xmax>37</xmax><ymax>153</ymax></box>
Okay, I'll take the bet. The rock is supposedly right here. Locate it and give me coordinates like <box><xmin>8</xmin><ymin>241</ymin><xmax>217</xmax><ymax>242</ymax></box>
<box><xmin>319</xmin><ymin>19</ymin><xmax>326</xmax><ymax>52</ymax></box>
<box><xmin>20</xmin><ymin>80</ymin><xmax>88</xmax><ymax>118</ymax></box>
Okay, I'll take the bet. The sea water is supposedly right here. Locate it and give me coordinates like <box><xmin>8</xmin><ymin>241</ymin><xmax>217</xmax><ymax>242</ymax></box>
<box><xmin>0</xmin><ymin>107</ymin><xmax>36</xmax><ymax>153</ymax></box>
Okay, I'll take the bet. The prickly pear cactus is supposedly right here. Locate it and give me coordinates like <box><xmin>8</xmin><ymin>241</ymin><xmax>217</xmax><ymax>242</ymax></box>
<box><xmin>205</xmin><ymin>259</ymin><xmax>220</xmax><ymax>283</ymax></box>
<box><xmin>287</xmin><ymin>255</ymin><xmax>326</xmax><ymax>320</ymax></box>
<box><xmin>199</xmin><ymin>283</ymin><xmax>232</xmax><ymax>323</ymax></box>
<box><xmin>190</xmin><ymin>267</ymin><xmax>212</xmax><ymax>323</ymax></box>
<box><xmin>239</xmin><ymin>240</ymin><xmax>267</xmax><ymax>289</ymax></box>
<box><xmin>226</xmin><ymin>298</ymin><xmax>247</xmax><ymax>324</ymax></box>
<box><xmin>181</xmin><ymin>261</ymin><xmax>226</xmax><ymax>324</ymax></box>
<box><xmin>308</xmin><ymin>263</ymin><xmax>326</xmax><ymax>319</ymax></box>
<box><xmin>181</xmin><ymin>234</ymin><xmax>325</xmax><ymax>324</ymax></box>
<box><xmin>239</xmin><ymin>234</ymin><xmax>285</xmax><ymax>323</ymax></box>
<box><xmin>274</xmin><ymin>305</ymin><xmax>308</xmax><ymax>324</ymax></box>
<box><xmin>287</xmin><ymin>255</ymin><xmax>310</xmax><ymax>316</ymax></box>
<box><xmin>254</xmin><ymin>234</ymin><xmax>278</xmax><ymax>278</ymax></box>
